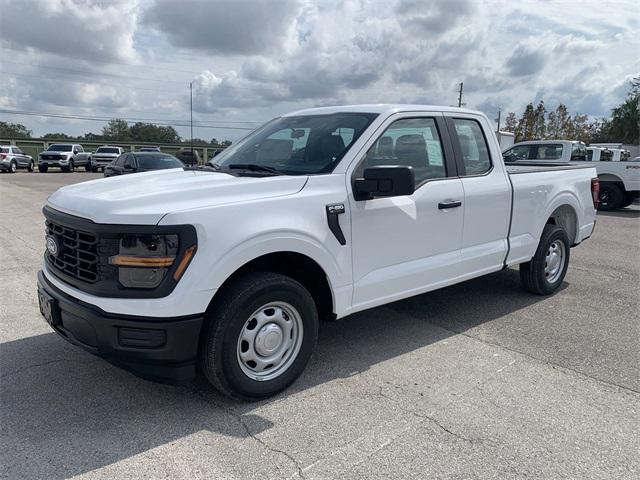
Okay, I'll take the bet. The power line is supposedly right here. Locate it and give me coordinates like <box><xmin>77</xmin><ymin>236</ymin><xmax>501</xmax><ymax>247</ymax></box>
<box><xmin>0</xmin><ymin>109</ymin><xmax>255</xmax><ymax>130</ymax></box>
<box><xmin>0</xmin><ymin>108</ymin><xmax>260</xmax><ymax>126</ymax></box>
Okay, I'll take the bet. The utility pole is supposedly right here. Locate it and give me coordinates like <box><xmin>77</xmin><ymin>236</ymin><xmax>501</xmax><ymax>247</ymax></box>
<box><xmin>189</xmin><ymin>82</ymin><xmax>194</xmax><ymax>157</ymax></box>
<box><xmin>496</xmin><ymin>109</ymin><xmax>501</xmax><ymax>132</ymax></box>
<box><xmin>457</xmin><ymin>82</ymin><xmax>464</xmax><ymax>108</ymax></box>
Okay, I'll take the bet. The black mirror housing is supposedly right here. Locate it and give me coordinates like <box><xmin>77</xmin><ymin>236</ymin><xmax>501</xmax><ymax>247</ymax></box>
<box><xmin>354</xmin><ymin>165</ymin><xmax>415</xmax><ymax>200</ymax></box>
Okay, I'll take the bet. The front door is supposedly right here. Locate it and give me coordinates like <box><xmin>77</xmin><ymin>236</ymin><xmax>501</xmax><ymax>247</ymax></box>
<box><xmin>348</xmin><ymin>113</ymin><xmax>465</xmax><ymax>312</ymax></box>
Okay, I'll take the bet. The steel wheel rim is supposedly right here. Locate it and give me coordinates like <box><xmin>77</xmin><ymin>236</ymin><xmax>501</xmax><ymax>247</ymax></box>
<box><xmin>544</xmin><ymin>240</ymin><xmax>566</xmax><ymax>283</ymax></box>
<box><xmin>11</xmin><ymin>162</ymin><xmax>16</xmax><ymax>173</ymax></box>
<box><xmin>237</xmin><ymin>301</ymin><xmax>303</xmax><ymax>381</ymax></box>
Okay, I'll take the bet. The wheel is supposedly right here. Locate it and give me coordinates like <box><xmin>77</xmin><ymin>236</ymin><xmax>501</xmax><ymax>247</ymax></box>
<box><xmin>598</xmin><ymin>183</ymin><xmax>623</xmax><ymax>211</ymax></box>
<box><xmin>38</xmin><ymin>164</ymin><xmax>48</xmax><ymax>173</ymax></box>
<box><xmin>85</xmin><ymin>163</ymin><xmax>92</xmax><ymax>172</ymax></box>
<box><xmin>28</xmin><ymin>161</ymin><xmax>34</xmax><ymax>172</ymax></box>
<box><xmin>621</xmin><ymin>193</ymin><xmax>635</xmax><ymax>208</ymax></box>
<box><xmin>520</xmin><ymin>224</ymin><xmax>570</xmax><ymax>295</ymax></box>
<box><xmin>9</xmin><ymin>161</ymin><xmax>17</xmax><ymax>173</ymax></box>
<box><xmin>199</xmin><ymin>272</ymin><xmax>319</xmax><ymax>400</ymax></box>
<box><xmin>68</xmin><ymin>160</ymin><xmax>74</xmax><ymax>173</ymax></box>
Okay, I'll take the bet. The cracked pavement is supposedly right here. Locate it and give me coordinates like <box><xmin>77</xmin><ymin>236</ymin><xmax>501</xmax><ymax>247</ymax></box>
<box><xmin>1</xmin><ymin>172</ymin><xmax>639</xmax><ymax>479</ymax></box>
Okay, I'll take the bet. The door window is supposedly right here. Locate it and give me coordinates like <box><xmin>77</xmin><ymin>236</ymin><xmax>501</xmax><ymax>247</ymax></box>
<box><xmin>123</xmin><ymin>154</ymin><xmax>136</xmax><ymax>169</ymax></box>
<box><xmin>451</xmin><ymin>119</ymin><xmax>491</xmax><ymax>175</ymax></box>
<box><xmin>570</xmin><ymin>143</ymin><xmax>587</xmax><ymax>161</ymax></box>
<box><xmin>359</xmin><ymin>117</ymin><xmax>446</xmax><ymax>186</ymax></box>
<box><xmin>114</xmin><ymin>154</ymin><xmax>126</xmax><ymax>166</ymax></box>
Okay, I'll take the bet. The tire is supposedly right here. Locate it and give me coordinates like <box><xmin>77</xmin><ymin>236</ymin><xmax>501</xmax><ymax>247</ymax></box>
<box><xmin>9</xmin><ymin>161</ymin><xmax>17</xmax><ymax>173</ymax></box>
<box><xmin>85</xmin><ymin>163</ymin><xmax>92</xmax><ymax>172</ymax></box>
<box><xmin>621</xmin><ymin>193</ymin><xmax>635</xmax><ymax>208</ymax></box>
<box><xmin>38</xmin><ymin>164</ymin><xmax>48</xmax><ymax>173</ymax></box>
<box><xmin>520</xmin><ymin>224</ymin><xmax>570</xmax><ymax>296</ymax></box>
<box><xmin>199</xmin><ymin>272</ymin><xmax>319</xmax><ymax>400</ymax></box>
<box><xmin>68</xmin><ymin>160</ymin><xmax>74</xmax><ymax>173</ymax></box>
<box><xmin>598</xmin><ymin>183</ymin><xmax>623</xmax><ymax>211</ymax></box>
<box><xmin>28</xmin><ymin>161</ymin><xmax>34</xmax><ymax>172</ymax></box>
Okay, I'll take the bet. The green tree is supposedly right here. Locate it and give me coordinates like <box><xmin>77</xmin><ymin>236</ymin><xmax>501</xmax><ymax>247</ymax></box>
<box><xmin>129</xmin><ymin>123</ymin><xmax>180</xmax><ymax>143</ymax></box>
<box><xmin>599</xmin><ymin>81</ymin><xmax>639</xmax><ymax>144</ymax></box>
<box><xmin>102</xmin><ymin>119</ymin><xmax>131</xmax><ymax>141</ymax></box>
<box><xmin>221</xmin><ymin>140</ymin><xmax>232</xmax><ymax>147</ymax></box>
<box><xmin>43</xmin><ymin>132</ymin><xmax>74</xmax><ymax>140</ymax></box>
<box><xmin>515</xmin><ymin>103</ymin><xmax>536</xmax><ymax>141</ymax></box>
<box><xmin>533</xmin><ymin>101</ymin><xmax>546</xmax><ymax>139</ymax></box>
<box><xmin>547</xmin><ymin>104</ymin><xmax>571</xmax><ymax>139</ymax></box>
<box><xmin>503</xmin><ymin>112</ymin><xmax>517</xmax><ymax>133</ymax></box>
<box><xmin>0</xmin><ymin>121</ymin><xmax>32</xmax><ymax>138</ymax></box>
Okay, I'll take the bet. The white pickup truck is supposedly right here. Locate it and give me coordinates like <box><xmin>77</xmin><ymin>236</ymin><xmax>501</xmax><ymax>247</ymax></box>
<box><xmin>503</xmin><ymin>140</ymin><xmax>640</xmax><ymax>210</ymax></box>
<box><xmin>37</xmin><ymin>105</ymin><xmax>598</xmax><ymax>400</ymax></box>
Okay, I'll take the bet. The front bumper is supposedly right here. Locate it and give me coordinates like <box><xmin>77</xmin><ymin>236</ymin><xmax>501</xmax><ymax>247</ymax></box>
<box><xmin>0</xmin><ymin>161</ymin><xmax>12</xmax><ymax>171</ymax></box>
<box><xmin>37</xmin><ymin>270</ymin><xmax>204</xmax><ymax>384</ymax></box>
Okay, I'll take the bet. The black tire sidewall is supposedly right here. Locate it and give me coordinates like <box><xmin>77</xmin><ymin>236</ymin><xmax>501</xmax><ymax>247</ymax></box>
<box><xmin>10</xmin><ymin>161</ymin><xmax>16</xmax><ymax>173</ymax></box>
<box><xmin>28</xmin><ymin>162</ymin><xmax>34</xmax><ymax>172</ymax></box>
<box><xmin>598</xmin><ymin>184</ymin><xmax>623</xmax><ymax>211</ymax></box>
<box><xmin>209</xmin><ymin>276</ymin><xmax>318</xmax><ymax>399</ymax></box>
<box><xmin>534</xmin><ymin>226</ymin><xmax>570</xmax><ymax>294</ymax></box>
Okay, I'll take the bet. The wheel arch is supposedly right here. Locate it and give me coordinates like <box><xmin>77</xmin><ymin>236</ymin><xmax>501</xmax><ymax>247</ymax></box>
<box><xmin>206</xmin><ymin>250</ymin><xmax>337</xmax><ymax>322</ymax></box>
<box><xmin>545</xmin><ymin>204</ymin><xmax>579</xmax><ymax>246</ymax></box>
<box><xmin>598</xmin><ymin>173</ymin><xmax>625</xmax><ymax>189</ymax></box>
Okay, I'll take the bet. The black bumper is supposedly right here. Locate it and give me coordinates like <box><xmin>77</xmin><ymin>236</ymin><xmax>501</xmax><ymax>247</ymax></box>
<box><xmin>37</xmin><ymin>270</ymin><xmax>204</xmax><ymax>384</ymax></box>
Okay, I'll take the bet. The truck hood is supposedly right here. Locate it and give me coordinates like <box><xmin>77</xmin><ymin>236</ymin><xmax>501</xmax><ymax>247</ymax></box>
<box><xmin>47</xmin><ymin>169</ymin><xmax>308</xmax><ymax>224</ymax></box>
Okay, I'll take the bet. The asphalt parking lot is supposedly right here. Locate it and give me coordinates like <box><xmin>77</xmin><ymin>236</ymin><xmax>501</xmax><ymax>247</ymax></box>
<box><xmin>1</xmin><ymin>171</ymin><xmax>638</xmax><ymax>480</ymax></box>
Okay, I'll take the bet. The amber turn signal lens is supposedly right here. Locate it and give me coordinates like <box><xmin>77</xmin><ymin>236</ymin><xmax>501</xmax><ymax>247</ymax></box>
<box><xmin>109</xmin><ymin>255</ymin><xmax>175</xmax><ymax>267</ymax></box>
<box><xmin>173</xmin><ymin>245</ymin><xmax>197</xmax><ymax>281</ymax></box>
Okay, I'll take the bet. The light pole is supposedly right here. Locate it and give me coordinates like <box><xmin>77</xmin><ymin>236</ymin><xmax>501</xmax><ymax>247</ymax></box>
<box><xmin>190</xmin><ymin>82</ymin><xmax>194</xmax><ymax>158</ymax></box>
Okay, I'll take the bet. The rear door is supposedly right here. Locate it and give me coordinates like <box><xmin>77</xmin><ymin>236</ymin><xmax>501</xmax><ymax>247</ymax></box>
<box><xmin>444</xmin><ymin>114</ymin><xmax>511</xmax><ymax>277</ymax></box>
<box><xmin>348</xmin><ymin>112</ymin><xmax>465</xmax><ymax>311</ymax></box>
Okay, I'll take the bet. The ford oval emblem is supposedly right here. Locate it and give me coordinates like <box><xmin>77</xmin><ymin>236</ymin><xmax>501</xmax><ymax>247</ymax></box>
<box><xmin>46</xmin><ymin>236</ymin><xmax>59</xmax><ymax>257</ymax></box>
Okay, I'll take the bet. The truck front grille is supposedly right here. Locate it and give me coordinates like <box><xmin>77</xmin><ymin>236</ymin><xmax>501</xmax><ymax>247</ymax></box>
<box><xmin>45</xmin><ymin>220</ymin><xmax>99</xmax><ymax>283</ymax></box>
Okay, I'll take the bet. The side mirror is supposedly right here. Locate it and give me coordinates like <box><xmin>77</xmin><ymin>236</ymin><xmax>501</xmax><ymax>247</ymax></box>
<box><xmin>353</xmin><ymin>165</ymin><xmax>415</xmax><ymax>201</ymax></box>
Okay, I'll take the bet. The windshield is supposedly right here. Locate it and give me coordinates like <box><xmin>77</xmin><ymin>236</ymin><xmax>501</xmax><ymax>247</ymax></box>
<box><xmin>213</xmin><ymin>113</ymin><xmax>378</xmax><ymax>175</ymax></box>
<box><xmin>96</xmin><ymin>147</ymin><xmax>120</xmax><ymax>154</ymax></box>
<box><xmin>136</xmin><ymin>154</ymin><xmax>183</xmax><ymax>169</ymax></box>
<box><xmin>47</xmin><ymin>144</ymin><xmax>73</xmax><ymax>152</ymax></box>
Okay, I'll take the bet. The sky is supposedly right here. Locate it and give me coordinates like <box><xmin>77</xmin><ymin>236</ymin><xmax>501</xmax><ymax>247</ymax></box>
<box><xmin>0</xmin><ymin>0</ymin><xmax>638</xmax><ymax>141</ymax></box>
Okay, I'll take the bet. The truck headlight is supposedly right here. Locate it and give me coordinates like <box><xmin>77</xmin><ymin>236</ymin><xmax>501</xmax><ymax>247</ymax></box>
<box><xmin>109</xmin><ymin>234</ymin><xmax>196</xmax><ymax>288</ymax></box>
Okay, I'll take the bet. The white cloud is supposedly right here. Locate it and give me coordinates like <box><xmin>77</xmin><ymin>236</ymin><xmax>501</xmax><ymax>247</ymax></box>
<box><xmin>0</xmin><ymin>0</ymin><xmax>638</xmax><ymax>138</ymax></box>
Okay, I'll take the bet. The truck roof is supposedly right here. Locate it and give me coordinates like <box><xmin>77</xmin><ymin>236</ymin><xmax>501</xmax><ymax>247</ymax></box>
<box><xmin>283</xmin><ymin>104</ymin><xmax>485</xmax><ymax>117</ymax></box>
<box><xmin>512</xmin><ymin>140</ymin><xmax>584</xmax><ymax>146</ymax></box>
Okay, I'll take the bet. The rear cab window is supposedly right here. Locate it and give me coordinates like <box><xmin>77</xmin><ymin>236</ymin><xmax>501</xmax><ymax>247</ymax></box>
<box><xmin>449</xmin><ymin>118</ymin><xmax>492</xmax><ymax>175</ymax></box>
<box><xmin>570</xmin><ymin>143</ymin><xmax>587</xmax><ymax>161</ymax></box>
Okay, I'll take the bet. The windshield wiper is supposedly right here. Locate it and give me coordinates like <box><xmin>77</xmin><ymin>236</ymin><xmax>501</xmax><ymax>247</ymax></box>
<box><xmin>227</xmin><ymin>164</ymin><xmax>282</xmax><ymax>175</ymax></box>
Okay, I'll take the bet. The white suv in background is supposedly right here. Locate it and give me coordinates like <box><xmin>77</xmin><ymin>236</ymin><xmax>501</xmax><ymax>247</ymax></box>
<box><xmin>0</xmin><ymin>145</ymin><xmax>34</xmax><ymax>173</ymax></box>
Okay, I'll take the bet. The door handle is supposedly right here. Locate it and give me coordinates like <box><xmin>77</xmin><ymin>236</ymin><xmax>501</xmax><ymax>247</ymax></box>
<box><xmin>438</xmin><ymin>200</ymin><xmax>462</xmax><ymax>209</ymax></box>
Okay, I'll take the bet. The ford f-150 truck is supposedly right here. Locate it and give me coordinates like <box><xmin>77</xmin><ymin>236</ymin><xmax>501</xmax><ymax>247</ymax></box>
<box><xmin>38</xmin><ymin>143</ymin><xmax>91</xmax><ymax>173</ymax></box>
<box><xmin>504</xmin><ymin>140</ymin><xmax>639</xmax><ymax>210</ymax></box>
<box><xmin>37</xmin><ymin>105</ymin><xmax>598</xmax><ymax>400</ymax></box>
<box><xmin>90</xmin><ymin>145</ymin><xmax>126</xmax><ymax>172</ymax></box>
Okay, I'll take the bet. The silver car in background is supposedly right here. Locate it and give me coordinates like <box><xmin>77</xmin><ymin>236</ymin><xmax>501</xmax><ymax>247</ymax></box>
<box><xmin>1</xmin><ymin>145</ymin><xmax>34</xmax><ymax>173</ymax></box>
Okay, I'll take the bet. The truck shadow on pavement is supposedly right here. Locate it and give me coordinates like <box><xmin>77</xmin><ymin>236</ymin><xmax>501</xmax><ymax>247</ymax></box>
<box><xmin>597</xmin><ymin>208</ymin><xmax>640</xmax><ymax>218</ymax></box>
<box><xmin>1</xmin><ymin>269</ymin><xmax>559</xmax><ymax>479</ymax></box>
